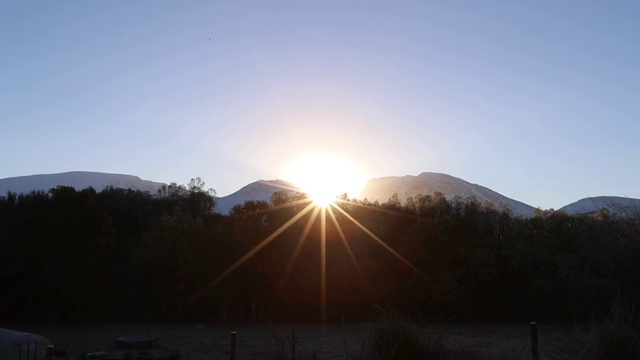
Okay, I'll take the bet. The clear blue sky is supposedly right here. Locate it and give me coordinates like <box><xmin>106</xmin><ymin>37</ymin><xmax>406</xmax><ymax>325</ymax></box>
<box><xmin>2</xmin><ymin>1</ymin><xmax>639</xmax><ymax>209</ymax></box>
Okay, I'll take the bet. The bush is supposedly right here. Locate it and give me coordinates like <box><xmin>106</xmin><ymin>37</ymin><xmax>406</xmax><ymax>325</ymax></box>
<box><xmin>562</xmin><ymin>296</ymin><xmax>640</xmax><ymax>360</ymax></box>
<box><xmin>358</xmin><ymin>307</ymin><xmax>511</xmax><ymax>360</ymax></box>
<box><xmin>359</xmin><ymin>307</ymin><xmax>444</xmax><ymax>359</ymax></box>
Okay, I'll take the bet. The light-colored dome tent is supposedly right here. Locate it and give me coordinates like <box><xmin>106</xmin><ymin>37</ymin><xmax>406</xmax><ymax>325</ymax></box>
<box><xmin>0</xmin><ymin>328</ymin><xmax>52</xmax><ymax>360</ymax></box>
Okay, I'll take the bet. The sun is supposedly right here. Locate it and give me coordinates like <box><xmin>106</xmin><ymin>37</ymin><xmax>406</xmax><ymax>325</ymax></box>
<box><xmin>191</xmin><ymin>152</ymin><xmax>428</xmax><ymax>324</ymax></box>
<box><xmin>284</xmin><ymin>153</ymin><xmax>368</xmax><ymax>207</ymax></box>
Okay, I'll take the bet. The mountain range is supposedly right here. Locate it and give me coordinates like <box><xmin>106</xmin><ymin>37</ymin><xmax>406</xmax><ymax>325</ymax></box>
<box><xmin>1</xmin><ymin>171</ymin><xmax>638</xmax><ymax>218</ymax></box>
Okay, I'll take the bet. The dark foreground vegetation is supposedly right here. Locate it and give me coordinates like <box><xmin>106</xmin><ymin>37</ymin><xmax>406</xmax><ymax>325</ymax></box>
<box><xmin>1</xmin><ymin>178</ymin><xmax>640</xmax><ymax>326</ymax></box>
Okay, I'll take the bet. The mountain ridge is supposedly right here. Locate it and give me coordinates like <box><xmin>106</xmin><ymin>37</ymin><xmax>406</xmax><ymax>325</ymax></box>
<box><xmin>214</xmin><ymin>179</ymin><xmax>300</xmax><ymax>214</ymax></box>
<box><xmin>2</xmin><ymin>171</ymin><xmax>639</xmax><ymax>218</ymax></box>
<box><xmin>0</xmin><ymin>171</ymin><xmax>166</xmax><ymax>195</ymax></box>
<box><xmin>360</xmin><ymin>172</ymin><xmax>536</xmax><ymax>217</ymax></box>
<box><xmin>559</xmin><ymin>196</ymin><xmax>640</xmax><ymax>217</ymax></box>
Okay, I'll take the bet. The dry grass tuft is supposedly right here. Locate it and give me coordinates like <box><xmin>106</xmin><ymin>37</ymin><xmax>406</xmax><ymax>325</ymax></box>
<box><xmin>358</xmin><ymin>307</ymin><xmax>519</xmax><ymax>360</ymax></box>
<box><xmin>247</xmin><ymin>327</ymin><xmax>319</xmax><ymax>360</ymax></box>
<box><xmin>560</xmin><ymin>296</ymin><xmax>640</xmax><ymax>360</ymax></box>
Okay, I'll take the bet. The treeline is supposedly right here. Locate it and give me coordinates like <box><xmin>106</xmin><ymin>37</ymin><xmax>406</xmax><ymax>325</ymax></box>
<box><xmin>1</xmin><ymin>182</ymin><xmax>639</xmax><ymax>323</ymax></box>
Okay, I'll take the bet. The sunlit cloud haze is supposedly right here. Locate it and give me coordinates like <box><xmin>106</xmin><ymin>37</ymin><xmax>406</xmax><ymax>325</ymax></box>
<box><xmin>1</xmin><ymin>1</ymin><xmax>639</xmax><ymax>209</ymax></box>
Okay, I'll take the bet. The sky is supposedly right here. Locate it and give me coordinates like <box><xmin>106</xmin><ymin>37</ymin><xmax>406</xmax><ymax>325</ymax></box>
<box><xmin>1</xmin><ymin>1</ymin><xmax>639</xmax><ymax>210</ymax></box>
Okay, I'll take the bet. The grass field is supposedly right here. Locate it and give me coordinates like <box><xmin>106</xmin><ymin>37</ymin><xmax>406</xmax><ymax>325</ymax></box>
<box><xmin>9</xmin><ymin>321</ymin><xmax>578</xmax><ymax>360</ymax></box>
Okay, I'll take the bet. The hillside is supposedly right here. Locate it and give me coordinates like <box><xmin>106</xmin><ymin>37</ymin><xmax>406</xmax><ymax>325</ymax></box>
<box><xmin>214</xmin><ymin>179</ymin><xmax>301</xmax><ymax>214</ymax></box>
<box><xmin>0</xmin><ymin>171</ymin><xmax>166</xmax><ymax>195</ymax></box>
<box><xmin>560</xmin><ymin>196</ymin><xmax>640</xmax><ymax>217</ymax></box>
<box><xmin>360</xmin><ymin>172</ymin><xmax>535</xmax><ymax>216</ymax></box>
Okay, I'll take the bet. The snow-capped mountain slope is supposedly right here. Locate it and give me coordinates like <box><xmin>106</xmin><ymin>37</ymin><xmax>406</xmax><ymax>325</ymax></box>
<box><xmin>359</xmin><ymin>172</ymin><xmax>536</xmax><ymax>216</ymax></box>
<box><xmin>559</xmin><ymin>196</ymin><xmax>640</xmax><ymax>217</ymax></box>
<box><xmin>0</xmin><ymin>171</ymin><xmax>166</xmax><ymax>195</ymax></box>
<box><xmin>215</xmin><ymin>179</ymin><xmax>301</xmax><ymax>214</ymax></box>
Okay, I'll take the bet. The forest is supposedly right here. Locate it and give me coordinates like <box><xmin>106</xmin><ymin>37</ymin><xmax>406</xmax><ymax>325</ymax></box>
<box><xmin>1</xmin><ymin>179</ymin><xmax>639</xmax><ymax>324</ymax></box>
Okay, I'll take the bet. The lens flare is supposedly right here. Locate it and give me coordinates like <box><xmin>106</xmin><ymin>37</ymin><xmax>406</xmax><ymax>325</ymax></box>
<box><xmin>284</xmin><ymin>153</ymin><xmax>368</xmax><ymax>206</ymax></box>
<box><xmin>185</xmin><ymin>158</ymin><xmax>429</xmax><ymax>325</ymax></box>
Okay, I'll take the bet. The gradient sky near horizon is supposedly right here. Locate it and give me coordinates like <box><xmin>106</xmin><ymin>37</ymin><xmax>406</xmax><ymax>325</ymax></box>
<box><xmin>2</xmin><ymin>1</ymin><xmax>639</xmax><ymax>210</ymax></box>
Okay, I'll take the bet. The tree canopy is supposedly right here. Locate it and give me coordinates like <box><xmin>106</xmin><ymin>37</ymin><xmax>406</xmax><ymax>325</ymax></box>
<box><xmin>1</xmin><ymin>183</ymin><xmax>639</xmax><ymax>323</ymax></box>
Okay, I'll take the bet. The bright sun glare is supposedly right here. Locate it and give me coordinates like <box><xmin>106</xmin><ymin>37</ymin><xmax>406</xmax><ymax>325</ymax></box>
<box><xmin>194</xmin><ymin>153</ymin><xmax>428</xmax><ymax>324</ymax></box>
<box><xmin>285</xmin><ymin>153</ymin><xmax>368</xmax><ymax>207</ymax></box>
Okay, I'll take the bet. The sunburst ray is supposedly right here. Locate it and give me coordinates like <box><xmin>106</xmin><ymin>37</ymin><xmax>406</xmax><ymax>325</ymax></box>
<box><xmin>189</xmin><ymin>202</ymin><xmax>316</xmax><ymax>304</ymax></box>
<box><xmin>273</xmin><ymin>206</ymin><xmax>321</xmax><ymax>303</ymax></box>
<box><xmin>320</xmin><ymin>206</ymin><xmax>327</xmax><ymax>323</ymax></box>
<box><xmin>326</xmin><ymin>204</ymin><xmax>376</xmax><ymax>303</ymax></box>
<box><xmin>332</xmin><ymin>204</ymin><xmax>429</xmax><ymax>282</ymax></box>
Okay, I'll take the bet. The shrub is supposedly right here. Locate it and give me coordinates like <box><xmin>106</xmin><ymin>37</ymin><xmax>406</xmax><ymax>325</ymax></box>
<box><xmin>561</xmin><ymin>296</ymin><xmax>640</xmax><ymax>360</ymax></box>
<box><xmin>358</xmin><ymin>307</ymin><xmax>511</xmax><ymax>360</ymax></box>
<box><xmin>359</xmin><ymin>307</ymin><xmax>444</xmax><ymax>359</ymax></box>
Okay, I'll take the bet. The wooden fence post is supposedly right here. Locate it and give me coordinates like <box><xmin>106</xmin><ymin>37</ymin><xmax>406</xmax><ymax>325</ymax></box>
<box><xmin>531</xmin><ymin>322</ymin><xmax>539</xmax><ymax>360</ymax></box>
<box><xmin>230</xmin><ymin>332</ymin><xmax>237</xmax><ymax>360</ymax></box>
<box><xmin>46</xmin><ymin>345</ymin><xmax>54</xmax><ymax>360</ymax></box>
